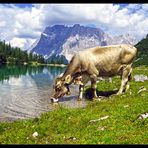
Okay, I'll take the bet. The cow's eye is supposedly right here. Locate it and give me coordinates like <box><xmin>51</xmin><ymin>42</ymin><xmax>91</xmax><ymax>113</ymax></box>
<box><xmin>56</xmin><ymin>87</ymin><xmax>61</xmax><ymax>91</ymax></box>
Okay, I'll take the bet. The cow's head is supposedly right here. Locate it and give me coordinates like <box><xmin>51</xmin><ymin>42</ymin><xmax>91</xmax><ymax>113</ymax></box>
<box><xmin>51</xmin><ymin>75</ymin><xmax>72</xmax><ymax>103</ymax></box>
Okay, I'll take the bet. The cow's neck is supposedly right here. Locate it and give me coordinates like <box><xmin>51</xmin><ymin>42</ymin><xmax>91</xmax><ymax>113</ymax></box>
<box><xmin>61</xmin><ymin>61</ymin><xmax>81</xmax><ymax>84</ymax></box>
<box><xmin>61</xmin><ymin>68</ymin><xmax>75</xmax><ymax>84</ymax></box>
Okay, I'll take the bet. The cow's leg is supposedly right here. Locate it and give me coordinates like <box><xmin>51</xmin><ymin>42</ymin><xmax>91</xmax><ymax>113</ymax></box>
<box><xmin>86</xmin><ymin>64</ymin><xmax>100</xmax><ymax>100</ymax></box>
<box><xmin>77</xmin><ymin>84</ymin><xmax>84</xmax><ymax>100</ymax></box>
<box><xmin>117</xmin><ymin>65</ymin><xmax>132</xmax><ymax>95</ymax></box>
<box><xmin>89</xmin><ymin>71</ymin><xmax>99</xmax><ymax>100</ymax></box>
<box><xmin>125</xmin><ymin>68</ymin><xmax>132</xmax><ymax>92</ymax></box>
<box><xmin>76</xmin><ymin>74</ymin><xmax>89</xmax><ymax>101</ymax></box>
<box><xmin>90</xmin><ymin>77</ymin><xmax>101</xmax><ymax>100</ymax></box>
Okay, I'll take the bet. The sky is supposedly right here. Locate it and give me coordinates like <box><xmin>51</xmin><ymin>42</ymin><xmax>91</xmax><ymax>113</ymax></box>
<box><xmin>0</xmin><ymin>3</ymin><xmax>148</xmax><ymax>50</ymax></box>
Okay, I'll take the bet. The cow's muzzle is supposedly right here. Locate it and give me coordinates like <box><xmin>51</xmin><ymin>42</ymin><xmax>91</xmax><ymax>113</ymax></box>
<box><xmin>51</xmin><ymin>97</ymin><xmax>59</xmax><ymax>103</ymax></box>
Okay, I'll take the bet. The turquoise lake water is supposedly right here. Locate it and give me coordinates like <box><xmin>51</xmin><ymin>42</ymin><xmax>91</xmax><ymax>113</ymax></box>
<box><xmin>0</xmin><ymin>65</ymin><xmax>87</xmax><ymax>121</ymax></box>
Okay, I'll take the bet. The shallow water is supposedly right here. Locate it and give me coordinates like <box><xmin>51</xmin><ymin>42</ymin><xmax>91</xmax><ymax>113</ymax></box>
<box><xmin>0</xmin><ymin>65</ymin><xmax>87</xmax><ymax>122</ymax></box>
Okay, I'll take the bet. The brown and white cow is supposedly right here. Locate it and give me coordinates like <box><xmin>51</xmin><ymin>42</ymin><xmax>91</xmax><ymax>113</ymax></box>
<box><xmin>51</xmin><ymin>44</ymin><xmax>137</xmax><ymax>103</ymax></box>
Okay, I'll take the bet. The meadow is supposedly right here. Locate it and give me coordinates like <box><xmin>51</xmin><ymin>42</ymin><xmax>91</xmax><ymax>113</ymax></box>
<box><xmin>0</xmin><ymin>65</ymin><xmax>147</xmax><ymax>144</ymax></box>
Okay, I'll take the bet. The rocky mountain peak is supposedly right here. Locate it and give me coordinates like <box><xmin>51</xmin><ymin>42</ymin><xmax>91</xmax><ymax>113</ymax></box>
<box><xmin>29</xmin><ymin>24</ymin><xmax>138</xmax><ymax>62</ymax></box>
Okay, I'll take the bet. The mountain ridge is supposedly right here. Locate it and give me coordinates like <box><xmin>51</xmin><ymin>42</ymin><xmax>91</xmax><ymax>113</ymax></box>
<box><xmin>29</xmin><ymin>24</ymin><xmax>138</xmax><ymax>62</ymax></box>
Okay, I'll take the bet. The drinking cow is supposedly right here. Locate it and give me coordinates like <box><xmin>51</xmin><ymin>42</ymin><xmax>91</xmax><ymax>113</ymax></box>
<box><xmin>51</xmin><ymin>44</ymin><xmax>137</xmax><ymax>103</ymax></box>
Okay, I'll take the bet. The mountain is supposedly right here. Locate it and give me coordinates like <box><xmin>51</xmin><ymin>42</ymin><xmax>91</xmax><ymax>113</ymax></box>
<box><xmin>29</xmin><ymin>24</ymin><xmax>138</xmax><ymax>62</ymax></box>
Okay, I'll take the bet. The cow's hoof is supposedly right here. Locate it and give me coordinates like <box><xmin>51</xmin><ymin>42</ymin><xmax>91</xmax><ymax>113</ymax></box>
<box><xmin>77</xmin><ymin>98</ymin><xmax>82</xmax><ymax>101</ymax></box>
<box><xmin>92</xmin><ymin>97</ymin><xmax>101</xmax><ymax>101</ymax></box>
<box><xmin>51</xmin><ymin>98</ymin><xmax>59</xmax><ymax>103</ymax></box>
<box><xmin>116</xmin><ymin>92</ymin><xmax>122</xmax><ymax>95</ymax></box>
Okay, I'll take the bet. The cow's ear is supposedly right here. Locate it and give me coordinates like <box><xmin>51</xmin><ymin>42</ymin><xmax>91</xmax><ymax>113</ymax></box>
<box><xmin>64</xmin><ymin>75</ymin><xmax>71</xmax><ymax>84</ymax></box>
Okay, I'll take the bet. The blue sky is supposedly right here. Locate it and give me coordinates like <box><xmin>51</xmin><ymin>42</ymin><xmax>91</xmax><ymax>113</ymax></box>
<box><xmin>16</xmin><ymin>3</ymin><xmax>128</xmax><ymax>8</ymax></box>
<box><xmin>0</xmin><ymin>3</ymin><xmax>148</xmax><ymax>50</ymax></box>
<box><xmin>14</xmin><ymin>4</ymin><xmax>33</xmax><ymax>8</ymax></box>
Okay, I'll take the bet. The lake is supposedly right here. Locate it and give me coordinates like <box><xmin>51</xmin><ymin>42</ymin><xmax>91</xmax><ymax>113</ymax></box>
<box><xmin>0</xmin><ymin>65</ymin><xmax>87</xmax><ymax>122</ymax></box>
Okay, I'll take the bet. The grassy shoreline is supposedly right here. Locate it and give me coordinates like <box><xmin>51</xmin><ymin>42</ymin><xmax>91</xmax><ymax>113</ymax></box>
<box><xmin>0</xmin><ymin>66</ymin><xmax>147</xmax><ymax>144</ymax></box>
<box><xmin>2</xmin><ymin>61</ymin><xmax>68</xmax><ymax>67</ymax></box>
<box><xmin>30</xmin><ymin>62</ymin><xmax>67</xmax><ymax>67</ymax></box>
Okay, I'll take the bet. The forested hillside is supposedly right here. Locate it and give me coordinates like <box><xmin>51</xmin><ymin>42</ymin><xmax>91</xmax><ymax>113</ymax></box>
<box><xmin>0</xmin><ymin>40</ymin><xmax>45</xmax><ymax>65</ymax></box>
<box><xmin>134</xmin><ymin>34</ymin><xmax>148</xmax><ymax>66</ymax></box>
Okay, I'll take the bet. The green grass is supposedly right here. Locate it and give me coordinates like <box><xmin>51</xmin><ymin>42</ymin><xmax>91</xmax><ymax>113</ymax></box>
<box><xmin>0</xmin><ymin>66</ymin><xmax>147</xmax><ymax>144</ymax></box>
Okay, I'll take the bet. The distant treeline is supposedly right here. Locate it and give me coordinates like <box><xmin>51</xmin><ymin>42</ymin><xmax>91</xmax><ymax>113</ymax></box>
<box><xmin>0</xmin><ymin>40</ymin><xmax>69</xmax><ymax>65</ymax></box>
<box><xmin>0</xmin><ymin>40</ymin><xmax>45</xmax><ymax>65</ymax></box>
<box><xmin>46</xmin><ymin>54</ymin><xmax>69</xmax><ymax>65</ymax></box>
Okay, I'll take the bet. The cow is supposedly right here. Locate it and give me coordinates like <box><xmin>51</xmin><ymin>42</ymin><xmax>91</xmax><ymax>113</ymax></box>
<box><xmin>51</xmin><ymin>44</ymin><xmax>137</xmax><ymax>103</ymax></box>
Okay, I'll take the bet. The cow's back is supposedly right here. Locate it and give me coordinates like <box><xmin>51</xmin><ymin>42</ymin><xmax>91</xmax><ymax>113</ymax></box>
<box><xmin>75</xmin><ymin>44</ymin><xmax>137</xmax><ymax>77</ymax></box>
<box><xmin>78</xmin><ymin>44</ymin><xmax>137</xmax><ymax>64</ymax></box>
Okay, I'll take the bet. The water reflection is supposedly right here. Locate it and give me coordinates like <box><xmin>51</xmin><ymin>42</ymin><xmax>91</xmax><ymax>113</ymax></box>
<box><xmin>0</xmin><ymin>65</ymin><xmax>87</xmax><ymax>122</ymax></box>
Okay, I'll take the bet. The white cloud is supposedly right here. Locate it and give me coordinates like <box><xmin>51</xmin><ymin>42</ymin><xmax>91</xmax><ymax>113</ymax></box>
<box><xmin>6</xmin><ymin>37</ymin><xmax>36</xmax><ymax>50</ymax></box>
<box><xmin>0</xmin><ymin>3</ymin><xmax>148</xmax><ymax>50</ymax></box>
<box><xmin>0</xmin><ymin>21</ymin><xmax>6</xmax><ymax>27</ymax></box>
<box><xmin>9</xmin><ymin>37</ymin><xmax>26</xmax><ymax>48</ymax></box>
<box><xmin>0</xmin><ymin>4</ymin><xmax>42</xmax><ymax>50</ymax></box>
<box><xmin>38</xmin><ymin>4</ymin><xmax>120</xmax><ymax>26</ymax></box>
